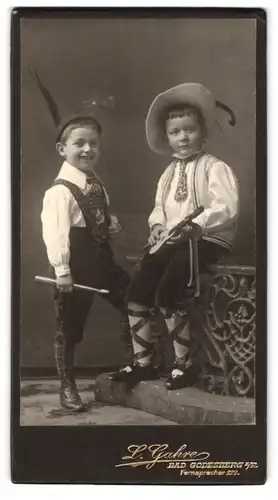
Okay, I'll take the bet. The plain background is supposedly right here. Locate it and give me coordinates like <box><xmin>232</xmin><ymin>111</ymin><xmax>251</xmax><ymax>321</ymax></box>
<box><xmin>1</xmin><ymin>0</ymin><xmax>277</xmax><ymax>497</ymax></box>
<box><xmin>21</xmin><ymin>15</ymin><xmax>256</xmax><ymax>370</ymax></box>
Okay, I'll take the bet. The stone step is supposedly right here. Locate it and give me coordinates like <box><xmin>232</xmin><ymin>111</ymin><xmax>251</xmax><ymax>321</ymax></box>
<box><xmin>95</xmin><ymin>373</ymin><xmax>255</xmax><ymax>425</ymax></box>
<box><xmin>20</xmin><ymin>379</ymin><xmax>177</xmax><ymax>426</ymax></box>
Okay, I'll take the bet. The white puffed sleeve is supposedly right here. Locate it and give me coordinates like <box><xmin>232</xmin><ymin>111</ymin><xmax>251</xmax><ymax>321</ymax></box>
<box><xmin>41</xmin><ymin>185</ymin><xmax>74</xmax><ymax>277</ymax></box>
<box><xmin>193</xmin><ymin>160</ymin><xmax>239</xmax><ymax>233</ymax></box>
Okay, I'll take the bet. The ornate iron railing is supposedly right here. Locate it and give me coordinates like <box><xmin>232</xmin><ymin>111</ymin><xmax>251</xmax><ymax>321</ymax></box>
<box><xmin>188</xmin><ymin>265</ymin><xmax>256</xmax><ymax>397</ymax></box>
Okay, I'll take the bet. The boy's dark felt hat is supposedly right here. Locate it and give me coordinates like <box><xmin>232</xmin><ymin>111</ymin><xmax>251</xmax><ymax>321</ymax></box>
<box><xmin>56</xmin><ymin>114</ymin><xmax>102</xmax><ymax>143</ymax></box>
<box><xmin>146</xmin><ymin>83</ymin><xmax>216</xmax><ymax>154</ymax></box>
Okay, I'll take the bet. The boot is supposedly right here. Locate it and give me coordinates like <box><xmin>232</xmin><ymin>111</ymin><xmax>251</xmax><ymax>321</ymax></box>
<box><xmin>54</xmin><ymin>335</ymin><xmax>85</xmax><ymax>412</ymax></box>
<box><xmin>60</xmin><ymin>375</ymin><xmax>85</xmax><ymax>412</ymax></box>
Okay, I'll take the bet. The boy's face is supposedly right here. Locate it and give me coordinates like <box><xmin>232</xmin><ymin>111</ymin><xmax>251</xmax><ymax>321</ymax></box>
<box><xmin>57</xmin><ymin>126</ymin><xmax>100</xmax><ymax>174</ymax></box>
<box><xmin>166</xmin><ymin>114</ymin><xmax>205</xmax><ymax>156</ymax></box>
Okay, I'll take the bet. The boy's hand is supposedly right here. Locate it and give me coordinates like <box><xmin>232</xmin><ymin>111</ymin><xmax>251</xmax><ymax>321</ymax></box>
<box><xmin>168</xmin><ymin>223</ymin><xmax>203</xmax><ymax>245</ymax></box>
<box><xmin>56</xmin><ymin>274</ymin><xmax>74</xmax><ymax>293</ymax></box>
<box><xmin>109</xmin><ymin>214</ymin><xmax>121</xmax><ymax>235</ymax></box>
<box><xmin>148</xmin><ymin>224</ymin><xmax>165</xmax><ymax>246</ymax></box>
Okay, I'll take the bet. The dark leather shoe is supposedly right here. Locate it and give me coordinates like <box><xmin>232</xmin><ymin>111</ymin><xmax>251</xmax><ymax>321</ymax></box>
<box><xmin>165</xmin><ymin>364</ymin><xmax>200</xmax><ymax>390</ymax></box>
<box><xmin>60</xmin><ymin>385</ymin><xmax>86</xmax><ymax>412</ymax></box>
<box><xmin>108</xmin><ymin>363</ymin><xmax>159</xmax><ymax>384</ymax></box>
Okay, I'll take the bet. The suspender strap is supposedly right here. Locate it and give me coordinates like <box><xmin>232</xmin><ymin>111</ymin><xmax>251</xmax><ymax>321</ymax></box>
<box><xmin>53</xmin><ymin>179</ymin><xmax>109</xmax><ymax>234</ymax></box>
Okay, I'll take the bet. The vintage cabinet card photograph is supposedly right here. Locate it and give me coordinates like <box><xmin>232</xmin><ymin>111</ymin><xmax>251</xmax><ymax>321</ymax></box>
<box><xmin>11</xmin><ymin>7</ymin><xmax>266</xmax><ymax>484</ymax></box>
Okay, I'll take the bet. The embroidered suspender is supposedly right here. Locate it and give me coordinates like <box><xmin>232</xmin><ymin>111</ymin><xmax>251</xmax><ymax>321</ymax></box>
<box><xmin>53</xmin><ymin>179</ymin><xmax>110</xmax><ymax>240</ymax></box>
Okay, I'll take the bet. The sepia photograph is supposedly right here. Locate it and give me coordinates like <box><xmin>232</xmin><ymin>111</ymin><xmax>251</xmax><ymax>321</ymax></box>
<box><xmin>11</xmin><ymin>8</ymin><xmax>266</xmax><ymax>484</ymax></box>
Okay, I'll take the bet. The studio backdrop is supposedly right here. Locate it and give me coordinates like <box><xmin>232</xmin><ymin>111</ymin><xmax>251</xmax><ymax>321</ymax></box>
<box><xmin>20</xmin><ymin>17</ymin><xmax>256</xmax><ymax>370</ymax></box>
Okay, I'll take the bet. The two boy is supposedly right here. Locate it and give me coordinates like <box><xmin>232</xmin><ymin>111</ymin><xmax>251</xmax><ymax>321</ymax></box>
<box><xmin>41</xmin><ymin>82</ymin><xmax>239</xmax><ymax>410</ymax></box>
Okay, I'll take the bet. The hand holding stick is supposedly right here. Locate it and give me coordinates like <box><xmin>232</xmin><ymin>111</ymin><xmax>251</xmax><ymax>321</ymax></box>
<box><xmin>35</xmin><ymin>275</ymin><xmax>109</xmax><ymax>294</ymax></box>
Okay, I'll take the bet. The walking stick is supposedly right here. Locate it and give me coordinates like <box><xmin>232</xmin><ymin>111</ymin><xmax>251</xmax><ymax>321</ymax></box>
<box><xmin>35</xmin><ymin>275</ymin><xmax>109</xmax><ymax>294</ymax></box>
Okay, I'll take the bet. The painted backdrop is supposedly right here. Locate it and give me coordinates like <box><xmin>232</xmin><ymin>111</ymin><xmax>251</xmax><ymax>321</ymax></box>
<box><xmin>20</xmin><ymin>17</ymin><xmax>256</xmax><ymax>369</ymax></box>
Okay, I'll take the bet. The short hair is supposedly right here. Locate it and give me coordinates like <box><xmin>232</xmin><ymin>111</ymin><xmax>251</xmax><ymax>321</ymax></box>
<box><xmin>56</xmin><ymin>115</ymin><xmax>102</xmax><ymax>144</ymax></box>
<box><xmin>164</xmin><ymin>104</ymin><xmax>206</xmax><ymax>132</ymax></box>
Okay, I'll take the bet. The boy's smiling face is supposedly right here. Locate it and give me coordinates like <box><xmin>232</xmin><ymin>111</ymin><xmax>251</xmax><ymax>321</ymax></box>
<box><xmin>166</xmin><ymin>113</ymin><xmax>206</xmax><ymax>157</ymax></box>
<box><xmin>56</xmin><ymin>126</ymin><xmax>100</xmax><ymax>174</ymax></box>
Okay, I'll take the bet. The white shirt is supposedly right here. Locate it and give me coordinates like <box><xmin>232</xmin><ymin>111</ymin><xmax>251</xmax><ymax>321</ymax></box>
<box><xmin>148</xmin><ymin>154</ymin><xmax>239</xmax><ymax>245</ymax></box>
<box><xmin>41</xmin><ymin>162</ymin><xmax>109</xmax><ymax>278</ymax></box>
<box><xmin>149</xmin><ymin>160</ymin><xmax>194</xmax><ymax>231</ymax></box>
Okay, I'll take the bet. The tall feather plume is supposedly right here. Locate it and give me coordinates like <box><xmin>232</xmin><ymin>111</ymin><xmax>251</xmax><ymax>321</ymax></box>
<box><xmin>28</xmin><ymin>67</ymin><xmax>61</xmax><ymax>127</ymax></box>
<box><xmin>215</xmin><ymin>100</ymin><xmax>236</xmax><ymax>127</ymax></box>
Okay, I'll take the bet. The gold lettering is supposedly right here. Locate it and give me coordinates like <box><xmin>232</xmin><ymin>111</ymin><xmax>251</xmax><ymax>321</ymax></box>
<box><xmin>167</xmin><ymin>462</ymin><xmax>175</xmax><ymax>468</ymax></box>
<box><xmin>122</xmin><ymin>444</ymin><xmax>147</xmax><ymax>460</ymax></box>
<box><xmin>171</xmin><ymin>445</ymin><xmax>188</xmax><ymax>459</ymax></box>
<box><xmin>149</xmin><ymin>444</ymin><xmax>168</xmax><ymax>458</ymax></box>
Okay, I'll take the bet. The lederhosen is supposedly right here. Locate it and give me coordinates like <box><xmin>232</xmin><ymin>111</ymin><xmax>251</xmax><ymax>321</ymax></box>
<box><xmin>53</xmin><ymin>178</ymin><xmax>130</xmax><ymax>344</ymax></box>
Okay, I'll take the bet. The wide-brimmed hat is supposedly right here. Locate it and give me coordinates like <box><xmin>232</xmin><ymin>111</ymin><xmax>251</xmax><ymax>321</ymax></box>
<box><xmin>146</xmin><ymin>83</ymin><xmax>216</xmax><ymax>154</ymax></box>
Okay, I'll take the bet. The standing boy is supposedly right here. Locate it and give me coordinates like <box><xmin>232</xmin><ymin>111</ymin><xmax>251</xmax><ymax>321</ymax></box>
<box><xmin>41</xmin><ymin>115</ymin><xmax>130</xmax><ymax>411</ymax></box>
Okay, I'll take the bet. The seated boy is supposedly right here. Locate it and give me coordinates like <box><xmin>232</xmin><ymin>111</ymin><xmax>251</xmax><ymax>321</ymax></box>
<box><xmin>110</xmin><ymin>83</ymin><xmax>239</xmax><ymax>390</ymax></box>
